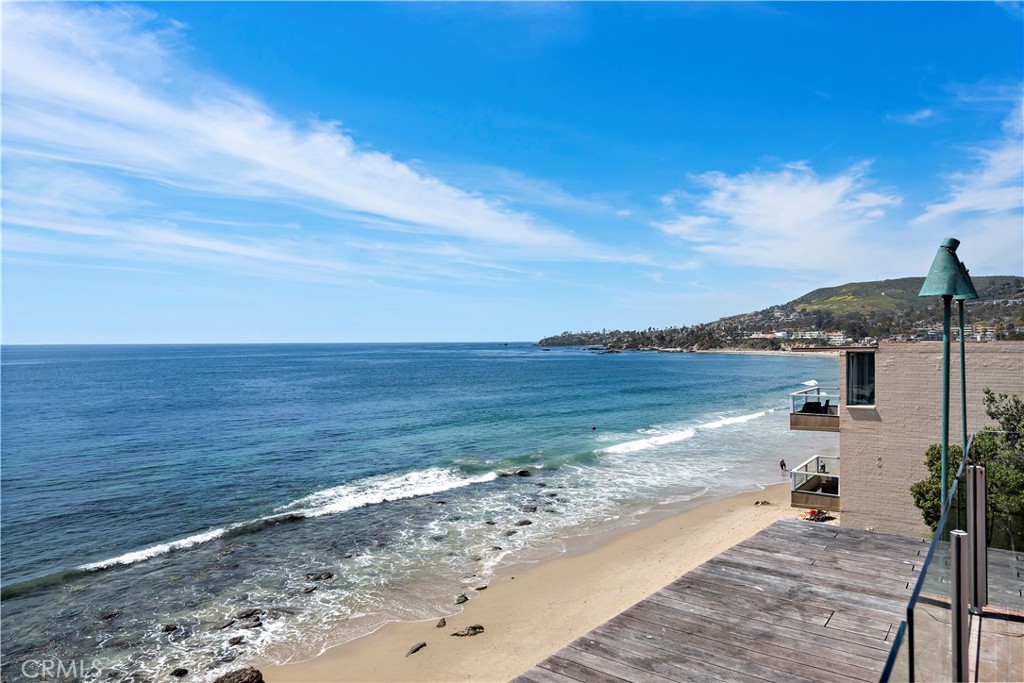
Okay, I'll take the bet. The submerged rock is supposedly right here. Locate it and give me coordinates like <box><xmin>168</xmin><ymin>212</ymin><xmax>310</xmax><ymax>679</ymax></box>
<box><xmin>211</xmin><ymin>620</ymin><xmax>235</xmax><ymax>631</ymax></box>
<box><xmin>171</xmin><ymin>668</ymin><xmax>188</xmax><ymax>678</ymax></box>
<box><xmin>455</xmin><ymin>594</ymin><xmax>468</xmax><ymax>605</ymax></box>
<box><xmin>515</xmin><ymin>469</ymin><xmax>531</xmax><ymax>477</ymax></box>
<box><xmin>212</xmin><ymin>667</ymin><xmax>264</xmax><ymax>683</ymax></box>
<box><xmin>228</xmin><ymin>636</ymin><xmax>245</xmax><ymax>646</ymax></box>
<box><xmin>522</xmin><ymin>505</ymin><xmax>537</xmax><ymax>513</ymax></box>
<box><xmin>305</xmin><ymin>571</ymin><xmax>334</xmax><ymax>581</ymax></box>
<box><xmin>436</xmin><ymin>618</ymin><xmax>446</xmax><ymax>628</ymax></box>
<box><xmin>451</xmin><ymin>625</ymin><xmax>485</xmax><ymax>637</ymax></box>
<box><xmin>234</xmin><ymin>608</ymin><xmax>262</xmax><ymax>620</ymax></box>
<box><xmin>99</xmin><ymin>610</ymin><xmax>123</xmax><ymax>621</ymax></box>
<box><xmin>161</xmin><ymin>624</ymin><xmax>178</xmax><ymax>633</ymax></box>
<box><xmin>515</xmin><ymin>519</ymin><xmax>532</xmax><ymax>526</ymax></box>
<box><xmin>238</xmin><ymin>619</ymin><xmax>262</xmax><ymax>629</ymax></box>
<box><xmin>406</xmin><ymin>641</ymin><xmax>427</xmax><ymax>656</ymax></box>
<box><xmin>503</xmin><ymin>530</ymin><xmax>517</xmax><ymax>537</ymax></box>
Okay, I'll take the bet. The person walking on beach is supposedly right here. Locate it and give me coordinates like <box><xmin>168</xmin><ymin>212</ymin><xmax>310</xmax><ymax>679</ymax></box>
<box><xmin>779</xmin><ymin>458</ymin><xmax>787</xmax><ymax>472</ymax></box>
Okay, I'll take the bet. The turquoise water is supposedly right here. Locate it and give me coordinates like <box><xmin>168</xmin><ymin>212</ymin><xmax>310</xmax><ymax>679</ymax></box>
<box><xmin>1</xmin><ymin>343</ymin><xmax>837</xmax><ymax>681</ymax></box>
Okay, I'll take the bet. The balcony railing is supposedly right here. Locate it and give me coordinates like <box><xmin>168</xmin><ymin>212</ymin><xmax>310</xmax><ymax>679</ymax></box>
<box><xmin>880</xmin><ymin>431</ymin><xmax>1023</xmax><ymax>681</ymax></box>
<box><xmin>789</xmin><ymin>386</ymin><xmax>840</xmax><ymax>432</ymax></box>
<box><xmin>790</xmin><ymin>454</ymin><xmax>839</xmax><ymax>511</ymax></box>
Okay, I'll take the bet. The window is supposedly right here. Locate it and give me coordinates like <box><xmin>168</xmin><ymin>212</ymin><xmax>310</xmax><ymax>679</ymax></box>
<box><xmin>847</xmin><ymin>351</ymin><xmax>875</xmax><ymax>406</ymax></box>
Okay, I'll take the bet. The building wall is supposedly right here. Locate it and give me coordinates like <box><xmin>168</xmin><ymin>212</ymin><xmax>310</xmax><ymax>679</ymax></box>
<box><xmin>839</xmin><ymin>341</ymin><xmax>1024</xmax><ymax>537</ymax></box>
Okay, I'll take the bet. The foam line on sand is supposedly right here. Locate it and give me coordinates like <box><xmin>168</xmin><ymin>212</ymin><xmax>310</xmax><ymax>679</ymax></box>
<box><xmin>262</xmin><ymin>481</ymin><xmax>814</xmax><ymax>682</ymax></box>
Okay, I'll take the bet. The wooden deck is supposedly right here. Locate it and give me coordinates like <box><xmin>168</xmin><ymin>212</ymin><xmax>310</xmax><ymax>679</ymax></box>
<box><xmin>514</xmin><ymin>518</ymin><xmax>930</xmax><ymax>683</ymax></box>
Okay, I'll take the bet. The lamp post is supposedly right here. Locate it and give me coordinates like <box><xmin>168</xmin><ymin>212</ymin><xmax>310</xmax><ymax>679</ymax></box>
<box><xmin>919</xmin><ymin>238</ymin><xmax>978</xmax><ymax>507</ymax></box>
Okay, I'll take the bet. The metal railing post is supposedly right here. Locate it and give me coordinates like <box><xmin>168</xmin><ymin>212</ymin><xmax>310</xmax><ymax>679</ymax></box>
<box><xmin>967</xmin><ymin>465</ymin><xmax>987</xmax><ymax>611</ymax></box>
<box><xmin>951</xmin><ymin>529</ymin><xmax>969</xmax><ymax>682</ymax></box>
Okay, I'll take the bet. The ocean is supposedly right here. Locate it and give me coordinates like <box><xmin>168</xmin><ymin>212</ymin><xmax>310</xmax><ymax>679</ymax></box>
<box><xmin>1</xmin><ymin>343</ymin><xmax>838</xmax><ymax>681</ymax></box>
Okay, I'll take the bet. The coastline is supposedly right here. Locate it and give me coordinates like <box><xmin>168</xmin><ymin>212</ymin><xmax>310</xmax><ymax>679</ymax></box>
<box><xmin>262</xmin><ymin>473</ymin><xmax>833</xmax><ymax>682</ymax></box>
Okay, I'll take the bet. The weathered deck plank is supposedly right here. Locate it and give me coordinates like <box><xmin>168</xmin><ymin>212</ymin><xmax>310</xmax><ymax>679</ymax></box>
<box><xmin>513</xmin><ymin>518</ymin><xmax>930</xmax><ymax>683</ymax></box>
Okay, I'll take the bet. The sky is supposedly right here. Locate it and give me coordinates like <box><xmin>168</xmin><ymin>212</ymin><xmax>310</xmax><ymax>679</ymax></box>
<box><xmin>2</xmin><ymin>2</ymin><xmax>1022</xmax><ymax>344</ymax></box>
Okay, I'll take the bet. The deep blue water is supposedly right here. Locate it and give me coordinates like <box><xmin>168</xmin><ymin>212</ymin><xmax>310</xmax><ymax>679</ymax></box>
<box><xmin>1</xmin><ymin>343</ymin><xmax>837</xmax><ymax>681</ymax></box>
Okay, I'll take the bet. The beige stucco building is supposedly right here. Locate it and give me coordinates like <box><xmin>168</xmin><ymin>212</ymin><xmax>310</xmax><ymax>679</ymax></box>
<box><xmin>837</xmin><ymin>341</ymin><xmax>1024</xmax><ymax>537</ymax></box>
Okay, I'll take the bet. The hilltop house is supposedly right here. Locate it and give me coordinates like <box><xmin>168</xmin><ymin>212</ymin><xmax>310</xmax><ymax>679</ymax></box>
<box><xmin>791</xmin><ymin>340</ymin><xmax>1024</xmax><ymax>537</ymax></box>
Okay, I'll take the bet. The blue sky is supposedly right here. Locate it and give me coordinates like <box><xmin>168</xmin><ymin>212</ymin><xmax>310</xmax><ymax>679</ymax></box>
<box><xmin>2</xmin><ymin>2</ymin><xmax>1022</xmax><ymax>344</ymax></box>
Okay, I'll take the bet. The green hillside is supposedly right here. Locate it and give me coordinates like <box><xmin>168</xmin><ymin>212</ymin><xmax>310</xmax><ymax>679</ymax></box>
<box><xmin>540</xmin><ymin>275</ymin><xmax>1024</xmax><ymax>350</ymax></box>
<box><xmin>790</xmin><ymin>276</ymin><xmax>1024</xmax><ymax>316</ymax></box>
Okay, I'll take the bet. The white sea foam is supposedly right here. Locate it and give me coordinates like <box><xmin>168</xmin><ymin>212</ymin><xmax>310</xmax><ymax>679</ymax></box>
<box><xmin>699</xmin><ymin>411</ymin><xmax>766</xmax><ymax>430</ymax></box>
<box><xmin>79</xmin><ymin>527</ymin><xmax>227</xmax><ymax>571</ymax></box>
<box><xmin>802</xmin><ymin>379</ymin><xmax>819</xmax><ymax>386</ymax></box>
<box><xmin>600</xmin><ymin>410</ymin><xmax>768</xmax><ymax>455</ymax></box>
<box><xmin>277</xmin><ymin>467</ymin><xmax>498</xmax><ymax>518</ymax></box>
<box><xmin>79</xmin><ymin>468</ymin><xmax>497</xmax><ymax>572</ymax></box>
<box><xmin>601</xmin><ymin>428</ymin><xmax>697</xmax><ymax>454</ymax></box>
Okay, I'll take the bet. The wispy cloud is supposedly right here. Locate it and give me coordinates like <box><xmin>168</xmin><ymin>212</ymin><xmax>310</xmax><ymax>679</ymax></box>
<box><xmin>652</xmin><ymin>161</ymin><xmax>903</xmax><ymax>275</ymax></box>
<box><xmin>887</xmin><ymin>108</ymin><xmax>936</xmax><ymax>125</ymax></box>
<box><xmin>1</xmin><ymin>3</ymin><xmax>634</xmax><ymax>289</ymax></box>
<box><xmin>911</xmin><ymin>96</ymin><xmax>1023</xmax><ymax>271</ymax></box>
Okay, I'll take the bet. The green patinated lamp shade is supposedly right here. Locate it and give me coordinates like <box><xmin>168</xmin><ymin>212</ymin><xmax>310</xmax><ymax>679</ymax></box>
<box><xmin>919</xmin><ymin>238</ymin><xmax>979</xmax><ymax>300</ymax></box>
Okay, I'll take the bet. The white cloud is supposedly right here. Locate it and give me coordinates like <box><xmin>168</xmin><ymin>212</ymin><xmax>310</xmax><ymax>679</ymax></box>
<box><xmin>653</xmin><ymin>161</ymin><xmax>903</xmax><ymax>274</ymax></box>
<box><xmin>914</xmin><ymin>98</ymin><xmax>1023</xmax><ymax>224</ymax></box>
<box><xmin>887</xmin><ymin>108</ymin><xmax>936</xmax><ymax>125</ymax></box>
<box><xmin>652</xmin><ymin>215</ymin><xmax>717</xmax><ymax>242</ymax></box>
<box><xmin>1</xmin><ymin>1</ymin><xmax>617</xmax><ymax>288</ymax></box>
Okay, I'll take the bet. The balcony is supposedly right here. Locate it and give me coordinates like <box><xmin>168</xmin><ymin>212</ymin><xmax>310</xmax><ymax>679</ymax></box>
<box><xmin>789</xmin><ymin>386</ymin><xmax>840</xmax><ymax>432</ymax></box>
<box><xmin>790</xmin><ymin>454</ymin><xmax>839</xmax><ymax>511</ymax></box>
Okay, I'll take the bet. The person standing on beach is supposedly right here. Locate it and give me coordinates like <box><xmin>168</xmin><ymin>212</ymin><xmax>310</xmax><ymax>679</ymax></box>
<box><xmin>779</xmin><ymin>458</ymin><xmax>787</xmax><ymax>472</ymax></box>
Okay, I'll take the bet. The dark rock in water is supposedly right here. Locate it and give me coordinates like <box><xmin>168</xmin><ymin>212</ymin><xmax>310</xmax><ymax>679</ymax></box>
<box><xmin>213</xmin><ymin>562</ymin><xmax>240</xmax><ymax>570</ymax></box>
<box><xmin>305</xmin><ymin>571</ymin><xmax>334</xmax><ymax>581</ymax></box>
<box><xmin>471</xmin><ymin>555</ymin><xmax>483</xmax><ymax>562</ymax></box>
<box><xmin>435</xmin><ymin>500</ymin><xmax>447</xmax><ymax>505</ymax></box>
<box><xmin>545</xmin><ymin>492</ymin><xmax>558</xmax><ymax>497</ymax></box>
<box><xmin>234</xmin><ymin>608</ymin><xmax>263</xmax><ymax>620</ymax></box>
<box><xmin>168</xmin><ymin>626</ymin><xmax>192</xmax><ymax>643</ymax></box>
<box><xmin>238</xmin><ymin>619</ymin><xmax>262</xmax><ymax>629</ymax></box>
<box><xmin>484</xmin><ymin>520</ymin><xmax>496</xmax><ymax>526</ymax></box>
<box><xmin>436</xmin><ymin>618</ymin><xmax>446</xmax><ymax>628</ymax></box>
<box><xmin>228</xmin><ymin>636</ymin><xmax>245</xmax><ymax>646</ymax></box>
<box><xmin>171</xmin><ymin>668</ymin><xmax>189</xmax><ymax>678</ymax></box>
<box><xmin>455</xmin><ymin>594</ymin><xmax>468</xmax><ymax>605</ymax></box>
<box><xmin>515</xmin><ymin>469</ymin><xmax>531</xmax><ymax>477</ymax></box>
<box><xmin>451</xmin><ymin>625</ymin><xmax>485</xmax><ymax>637</ymax></box>
<box><xmin>474</xmin><ymin>585</ymin><xmax>488</xmax><ymax>591</ymax></box>
<box><xmin>100</xmin><ymin>609</ymin><xmax>123</xmax><ymax>621</ymax></box>
<box><xmin>503</xmin><ymin>530</ymin><xmax>517</xmax><ymax>536</ymax></box>
<box><xmin>302</xmin><ymin>586</ymin><xmax>317</xmax><ymax>594</ymax></box>
<box><xmin>406</xmin><ymin>641</ymin><xmax>427</xmax><ymax>657</ymax></box>
<box><xmin>535</xmin><ymin>482</ymin><xmax>547</xmax><ymax>487</ymax></box>
<box><xmin>515</xmin><ymin>519</ymin><xmax>532</xmax><ymax>526</ymax></box>
<box><xmin>217</xmin><ymin>654</ymin><xmax>238</xmax><ymax>665</ymax></box>
<box><xmin>267</xmin><ymin>606</ymin><xmax>299</xmax><ymax>616</ymax></box>
<box><xmin>212</xmin><ymin>667</ymin><xmax>264</xmax><ymax>683</ymax></box>
<box><xmin>212</xmin><ymin>620</ymin><xmax>235</xmax><ymax>631</ymax></box>
<box><xmin>522</xmin><ymin>505</ymin><xmax>538</xmax><ymax>513</ymax></box>
<box><xmin>491</xmin><ymin>546</ymin><xmax>503</xmax><ymax>551</ymax></box>
<box><xmin>161</xmin><ymin>624</ymin><xmax>178</xmax><ymax>633</ymax></box>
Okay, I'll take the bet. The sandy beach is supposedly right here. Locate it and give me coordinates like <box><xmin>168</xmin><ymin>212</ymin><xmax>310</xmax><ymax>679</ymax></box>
<box><xmin>263</xmin><ymin>478</ymin><xmax>831</xmax><ymax>683</ymax></box>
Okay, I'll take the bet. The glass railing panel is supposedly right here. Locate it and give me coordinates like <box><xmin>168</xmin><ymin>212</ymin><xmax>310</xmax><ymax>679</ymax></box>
<box><xmin>880</xmin><ymin>621</ymin><xmax>909</xmax><ymax>682</ymax></box>
<box><xmin>978</xmin><ymin>431</ymin><xmax>1023</xmax><ymax>615</ymax></box>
